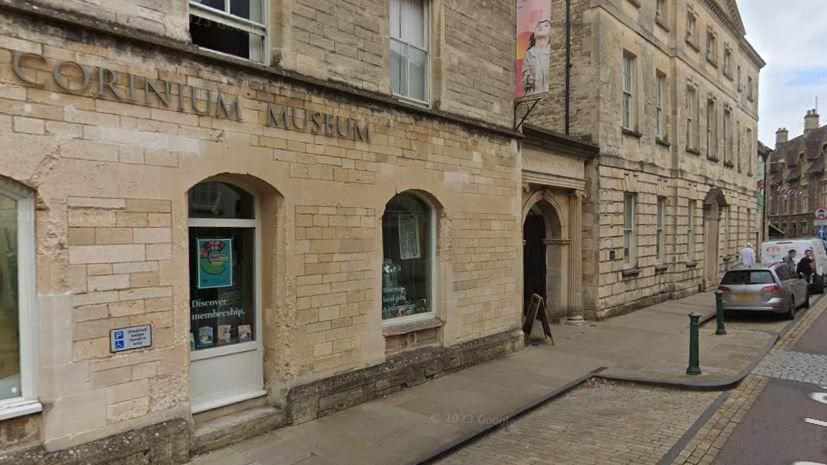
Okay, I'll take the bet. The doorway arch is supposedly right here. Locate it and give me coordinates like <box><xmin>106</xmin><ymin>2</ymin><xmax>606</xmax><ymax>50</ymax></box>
<box><xmin>522</xmin><ymin>191</ymin><xmax>565</xmax><ymax>321</ymax></box>
<box><xmin>703</xmin><ymin>188</ymin><xmax>728</xmax><ymax>288</ymax></box>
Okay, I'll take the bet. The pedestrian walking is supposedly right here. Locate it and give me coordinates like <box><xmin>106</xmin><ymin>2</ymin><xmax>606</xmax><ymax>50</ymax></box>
<box><xmin>797</xmin><ymin>249</ymin><xmax>816</xmax><ymax>283</ymax></box>
<box><xmin>739</xmin><ymin>243</ymin><xmax>756</xmax><ymax>266</ymax></box>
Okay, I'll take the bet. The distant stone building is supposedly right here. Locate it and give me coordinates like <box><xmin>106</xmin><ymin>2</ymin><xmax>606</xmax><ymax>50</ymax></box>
<box><xmin>526</xmin><ymin>0</ymin><xmax>764</xmax><ymax>318</ymax></box>
<box><xmin>767</xmin><ymin>110</ymin><xmax>827</xmax><ymax>237</ymax></box>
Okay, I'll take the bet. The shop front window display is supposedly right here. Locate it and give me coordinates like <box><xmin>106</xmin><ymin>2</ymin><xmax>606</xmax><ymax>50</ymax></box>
<box><xmin>382</xmin><ymin>193</ymin><xmax>432</xmax><ymax>320</ymax></box>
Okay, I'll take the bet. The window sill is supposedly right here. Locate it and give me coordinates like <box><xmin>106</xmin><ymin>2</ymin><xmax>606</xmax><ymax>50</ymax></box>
<box><xmin>685</xmin><ymin>261</ymin><xmax>698</xmax><ymax>268</ymax></box>
<box><xmin>391</xmin><ymin>93</ymin><xmax>431</xmax><ymax>109</ymax></box>
<box><xmin>622</xmin><ymin>127</ymin><xmax>642</xmax><ymax>139</ymax></box>
<box><xmin>655</xmin><ymin>18</ymin><xmax>670</xmax><ymax>32</ymax></box>
<box><xmin>656</xmin><ymin>137</ymin><xmax>671</xmax><ymax>148</ymax></box>
<box><xmin>383</xmin><ymin>317</ymin><xmax>443</xmax><ymax>337</ymax></box>
<box><xmin>621</xmin><ymin>267</ymin><xmax>641</xmax><ymax>278</ymax></box>
<box><xmin>655</xmin><ymin>264</ymin><xmax>669</xmax><ymax>274</ymax></box>
<box><xmin>707</xmin><ymin>57</ymin><xmax>719</xmax><ymax>68</ymax></box>
<box><xmin>724</xmin><ymin>161</ymin><xmax>734</xmax><ymax>168</ymax></box>
<box><xmin>0</xmin><ymin>399</ymin><xmax>42</xmax><ymax>421</ymax></box>
<box><xmin>686</xmin><ymin>40</ymin><xmax>700</xmax><ymax>52</ymax></box>
<box><xmin>626</xmin><ymin>0</ymin><xmax>641</xmax><ymax>7</ymax></box>
<box><xmin>686</xmin><ymin>147</ymin><xmax>701</xmax><ymax>156</ymax></box>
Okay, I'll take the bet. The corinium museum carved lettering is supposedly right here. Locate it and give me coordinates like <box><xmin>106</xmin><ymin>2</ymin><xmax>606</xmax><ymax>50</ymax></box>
<box><xmin>10</xmin><ymin>49</ymin><xmax>370</xmax><ymax>142</ymax></box>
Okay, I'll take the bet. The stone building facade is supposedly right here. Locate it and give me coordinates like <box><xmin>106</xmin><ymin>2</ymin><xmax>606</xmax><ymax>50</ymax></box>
<box><xmin>767</xmin><ymin>110</ymin><xmax>827</xmax><ymax>237</ymax></box>
<box><xmin>527</xmin><ymin>0</ymin><xmax>764</xmax><ymax>318</ymax></box>
<box><xmin>0</xmin><ymin>0</ymin><xmax>597</xmax><ymax>464</ymax></box>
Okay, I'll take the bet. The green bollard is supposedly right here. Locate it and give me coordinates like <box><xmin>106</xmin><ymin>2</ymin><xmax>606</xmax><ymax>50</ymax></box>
<box><xmin>686</xmin><ymin>312</ymin><xmax>702</xmax><ymax>376</ymax></box>
<box><xmin>714</xmin><ymin>290</ymin><xmax>727</xmax><ymax>335</ymax></box>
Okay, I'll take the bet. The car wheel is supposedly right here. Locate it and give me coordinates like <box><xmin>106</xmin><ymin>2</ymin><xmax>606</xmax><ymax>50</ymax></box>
<box><xmin>786</xmin><ymin>298</ymin><xmax>797</xmax><ymax>320</ymax></box>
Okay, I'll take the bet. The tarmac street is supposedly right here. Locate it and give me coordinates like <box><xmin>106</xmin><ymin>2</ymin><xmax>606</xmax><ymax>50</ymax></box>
<box><xmin>712</xmin><ymin>300</ymin><xmax>827</xmax><ymax>465</ymax></box>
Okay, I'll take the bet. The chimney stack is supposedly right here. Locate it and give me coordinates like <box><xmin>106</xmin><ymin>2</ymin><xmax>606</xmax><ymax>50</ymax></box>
<box><xmin>776</xmin><ymin>127</ymin><xmax>789</xmax><ymax>147</ymax></box>
<box><xmin>805</xmin><ymin>109</ymin><xmax>820</xmax><ymax>135</ymax></box>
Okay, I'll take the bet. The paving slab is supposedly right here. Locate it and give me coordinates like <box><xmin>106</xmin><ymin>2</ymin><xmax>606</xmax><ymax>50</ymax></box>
<box><xmin>189</xmin><ymin>291</ymin><xmax>796</xmax><ymax>465</ymax></box>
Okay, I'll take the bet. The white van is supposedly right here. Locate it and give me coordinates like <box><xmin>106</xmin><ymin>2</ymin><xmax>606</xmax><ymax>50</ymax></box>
<box><xmin>760</xmin><ymin>239</ymin><xmax>827</xmax><ymax>293</ymax></box>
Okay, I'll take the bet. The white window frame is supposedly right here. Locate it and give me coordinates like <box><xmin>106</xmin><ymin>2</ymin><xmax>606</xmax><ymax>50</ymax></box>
<box><xmin>656</xmin><ymin>72</ymin><xmax>666</xmax><ymax>139</ymax></box>
<box><xmin>687</xmin><ymin>200</ymin><xmax>696</xmax><ymax>261</ymax></box>
<box><xmin>723</xmin><ymin>107</ymin><xmax>732</xmax><ymax>164</ymax></box>
<box><xmin>0</xmin><ymin>180</ymin><xmax>40</xmax><ymax>421</ymax></box>
<box><xmin>686</xmin><ymin>11</ymin><xmax>698</xmax><ymax>46</ymax></box>
<box><xmin>706</xmin><ymin>98</ymin><xmax>717</xmax><ymax>159</ymax></box>
<box><xmin>381</xmin><ymin>192</ymin><xmax>437</xmax><ymax>326</ymax></box>
<box><xmin>655</xmin><ymin>0</ymin><xmax>667</xmax><ymax>24</ymax></box>
<box><xmin>622</xmin><ymin>54</ymin><xmax>636</xmax><ymax>130</ymax></box>
<box><xmin>686</xmin><ymin>85</ymin><xmax>698</xmax><ymax>150</ymax></box>
<box><xmin>706</xmin><ymin>29</ymin><xmax>718</xmax><ymax>64</ymax></box>
<box><xmin>389</xmin><ymin>0</ymin><xmax>431</xmax><ymax>105</ymax></box>
<box><xmin>656</xmin><ymin>197</ymin><xmax>666</xmax><ymax>263</ymax></box>
<box><xmin>189</xmin><ymin>0</ymin><xmax>270</xmax><ymax>65</ymax></box>
<box><xmin>623</xmin><ymin>193</ymin><xmax>637</xmax><ymax>265</ymax></box>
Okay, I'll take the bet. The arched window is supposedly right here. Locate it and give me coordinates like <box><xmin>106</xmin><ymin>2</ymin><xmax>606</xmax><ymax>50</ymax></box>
<box><xmin>381</xmin><ymin>192</ymin><xmax>434</xmax><ymax>321</ymax></box>
<box><xmin>0</xmin><ymin>179</ymin><xmax>38</xmax><ymax>416</ymax></box>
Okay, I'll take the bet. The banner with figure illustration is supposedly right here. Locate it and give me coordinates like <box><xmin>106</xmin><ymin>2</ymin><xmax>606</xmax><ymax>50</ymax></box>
<box><xmin>516</xmin><ymin>0</ymin><xmax>552</xmax><ymax>99</ymax></box>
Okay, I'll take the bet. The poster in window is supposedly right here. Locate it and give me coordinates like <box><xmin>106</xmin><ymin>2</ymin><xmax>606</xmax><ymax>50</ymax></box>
<box><xmin>197</xmin><ymin>238</ymin><xmax>233</xmax><ymax>289</ymax></box>
<box><xmin>398</xmin><ymin>214</ymin><xmax>420</xmax><ymax>260</ymax></box>
<box><xmin>516</xmin><ymin>0</ymin><xmax>551</xmax><ymax>98</ymax></box>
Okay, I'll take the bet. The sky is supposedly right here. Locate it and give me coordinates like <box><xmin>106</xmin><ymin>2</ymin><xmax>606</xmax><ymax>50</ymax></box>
<box><xmin>739</xmin><ymin>0</ymin><xmax>827</xmax><ymax>144</ymax></box>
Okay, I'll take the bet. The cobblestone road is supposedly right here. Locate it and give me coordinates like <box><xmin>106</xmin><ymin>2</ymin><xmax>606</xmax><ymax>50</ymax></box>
<box><xmin>752</xmin><ymin>349</ymin><xmax>827</xmax><ymax>386</ymax></box>
<box><xmin>433</xmin><ymin>380</ymin><xmax>719</xmax><ymax>465</ymax></box>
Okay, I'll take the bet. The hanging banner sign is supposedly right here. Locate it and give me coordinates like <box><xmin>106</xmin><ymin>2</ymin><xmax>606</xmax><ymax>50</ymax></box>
<box><xmin>197</xmin><ymin>238</ymin><xmax>233</xmax><ymax>289</ymax></box>
<box><xmin>515</xmin><ymin>0</ymin><xmax>552</xmax><ymax>99</ymax></box>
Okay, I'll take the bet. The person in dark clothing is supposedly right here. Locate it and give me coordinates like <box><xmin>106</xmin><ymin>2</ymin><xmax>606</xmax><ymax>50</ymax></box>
<box><xmin>797</xmin><ymin>249</ymin><xmax>816</xmax><ymax>283</ymax></box>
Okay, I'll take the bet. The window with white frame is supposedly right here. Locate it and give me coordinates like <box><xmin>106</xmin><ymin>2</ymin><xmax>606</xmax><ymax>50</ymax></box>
<box><xmin>382</xmin><ymin>192</ymin><xmax>434</xmax><ymax>321</ymax></box>
<box><xmin>736</xmin><ymin>121</ymin><xmax>742</xmax><ymax>172</ymax></box>
<box><xmin>737</xmin><ymin>65</ymin><xmax>742</xmax><ymax>92</ymax></box>
<box><xmin>686</xmin><ymin>10</ymin><xmax>698</xmax><ymax>46</ymax></box>
<box><xmin>747</xmin><ymin>76</ymin><xmax>755</xmax><ymax>101</ymax></box>
<box><xmin>390</xmin><ymin>0</ymin><xmax>430</xmax><ymax>103</ymax></box>
<box><xmin>189</xmin><ymin>0</ymin><xmax>268</xmax><ymax>64</ymax></box>
<box><xmin>723</xmin><ymin>107</ymin><xmax>732</xmax><ymax>164</ymax></box>
<box><xmin>656</xmin><ymin>72</ymin><xmax>667</xmax><ymax>140</ymax></box>
<box><xmin>623</xmin><ymin>193</ymin><xmax>637</xmax><ymax>264</ymax></box>
<box><xmin>687</xmin><ymin>200</ymin><xmax>696</xmax><ymax>261</ymax></box>
<box><xmin>706</xmin><ymin>29</ymin><xmax>718</xmax><ymax>64</ymax></box>
<box><xmin>686</xmin><ymin>85</ymin><xmax>699</xmax><ymax>150</ymax></box>
<box><xmin>0</xmin><ymin>179</ymin><xmax>38</xmax><ymax>417</ymax></box>
<box><xmin>706</xmin><ymin>98</ymin><xmax>717</xmax><ymax>160</ymax></box>
<box><xmin>656</xmin><ymin>197</ymin><xmax>666</xmax><ymax>263</ymax></box>
<box><xmin>746</xmin><ymin>128</ymin><xmax>754</xmax><ymax>175</ymax></box>
<box><xmin>723</xmin><ymin>46</ymin><xmax>733</xmax><ymax>78</ymax></box>
<box><xmin>656</xmin><ymin>0</ymin><xmax>667</xmax><ymax>24</ymax></box>
<box><xmin>622</xmin><ymin>53</ymin><xmax>636</xmax><ymax>130</ymax></box>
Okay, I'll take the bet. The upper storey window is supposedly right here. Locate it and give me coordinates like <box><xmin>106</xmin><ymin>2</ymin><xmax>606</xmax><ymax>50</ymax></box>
<box><xmin>686</xmin><ymin>10</ymin><xmax>699</xmax><ymax>48</ymax></box>
<box><xmin>390</xmin><ymin>0</ymin><xmax>430</xmax><ymax>103</ymax></box>
<box><xmin>706</xmin><ymin>29</ymin><xmax>718</xmax><ymax>65</ymax></box>
<box><xmin>189</xmin><ymin>0</ymin><xmax>268</xmax><ymax>64</ymax></box>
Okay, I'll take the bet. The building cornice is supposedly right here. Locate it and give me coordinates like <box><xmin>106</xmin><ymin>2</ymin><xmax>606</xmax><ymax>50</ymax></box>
<box><xmin>522</xmin><ymin>125</ymin><xmax>599</xmax><ymax>160</ymax></box>
<box><xmin>0</xmin><ymin>0</ymin><xmax>522</xmax><ymax>141</ymax></box>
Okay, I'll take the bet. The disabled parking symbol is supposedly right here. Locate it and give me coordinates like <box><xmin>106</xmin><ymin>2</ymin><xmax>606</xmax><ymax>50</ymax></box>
<box><xmin>114</xmin><ymin>331</ymin><xmax>125</xmax><ymax>350</ymax></box>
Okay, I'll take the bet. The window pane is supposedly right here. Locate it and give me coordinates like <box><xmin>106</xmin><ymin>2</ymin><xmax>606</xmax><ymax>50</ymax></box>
<box><xmin>390</xmin><ymin>0</ymin><xmax>401</xmax><ymax>38</ymax></box>
<box><xmin>406</xmin><ymin>46</ymin><xmax>427</xmax><ymax>101</ymax></box>
<box><xmin>400</xmin><ymin>0</ymin><xmax>425</xmax><ymax>49</ymax></box>
<box><xmin>382</xmin><ymin>194</ymin><xmax>431</xmax><ymax>320</ymax></box>
<box><xmin>0</xmin><ymin>193</ymin><xmax>20</xmax><ymax>401</ymax></box>
<box><xmin>231</xmin><ymin>0</ymin><xmax>264</xmax><ymax>23</ymax></box>
<box><xmin>189</xmin><ymin>228</ymin><xmax>256</xmax><ymax>350</ymax></box>
<box><xmin>190</xmin><ymin>14</ymin><xmax>255</xmax><ymax>60</ymax></box>
<box><xmin>390</xmin><ymin>39</ymin><xmax>407</xmax><ymax>95</ymax></box>
<box><xmin>188</xmin><ymin>181</ymin><xmax>255</xmax><ymax>219</ymax></box>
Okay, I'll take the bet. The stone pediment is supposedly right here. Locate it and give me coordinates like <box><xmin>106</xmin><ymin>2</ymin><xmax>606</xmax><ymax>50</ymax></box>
<box><xmin>703</xmin><ymin>0</ymin><xmax>746</xmax><ymax>37</ymax></box>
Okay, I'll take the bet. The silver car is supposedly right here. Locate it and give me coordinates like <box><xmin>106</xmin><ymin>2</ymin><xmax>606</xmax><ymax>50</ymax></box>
<box><xmin>718</xmin><ymin>263</ymin><xmax>809</xmax><ymax>319</ymax></box>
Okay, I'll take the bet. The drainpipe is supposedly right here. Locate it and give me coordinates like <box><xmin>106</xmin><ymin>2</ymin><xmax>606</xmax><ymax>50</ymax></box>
<box><xmin>565</xmin><ymin>0</ymin><xmax>571</xmax><ymax>135</ymax></box>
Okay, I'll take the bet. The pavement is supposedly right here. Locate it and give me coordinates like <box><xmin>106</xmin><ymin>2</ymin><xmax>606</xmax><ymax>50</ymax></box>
<box><xmin>189</xmin><ymin>291</ymin><xmax>796</xmax><ymax>465</ymax></box>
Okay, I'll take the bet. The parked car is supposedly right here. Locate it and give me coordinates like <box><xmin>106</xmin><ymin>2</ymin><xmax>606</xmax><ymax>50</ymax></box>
<box><xmin>760</xmin><ymin>238</ymin><xmax>826</xmax><ymax>293</ymax></box>
<box><xmin>718</xmin><ymin>263</ymin><xmax>808</xmax><ymax>319</ymax></box>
